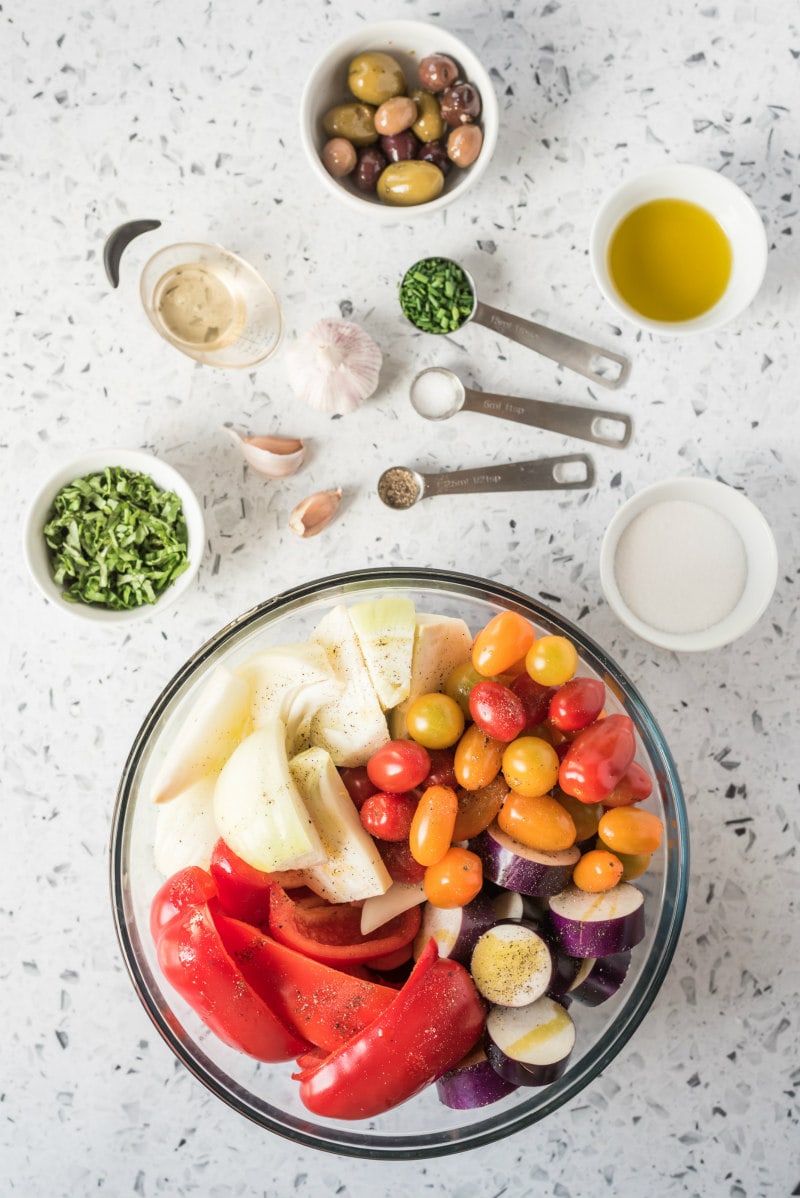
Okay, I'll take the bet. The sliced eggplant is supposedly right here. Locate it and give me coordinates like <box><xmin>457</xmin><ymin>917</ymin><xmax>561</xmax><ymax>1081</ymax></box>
<box><xmin>569</xmin><ymin>951</ymin><xmax>632</xmax><ymax>1005</ymax></box>
<box><xmin>486</xmin><ymin>996</ymin><xmax>575</xmax><ymax>1087</ymax></box>
<box><xmin>548</xmin><ymin>882</ymin><xmax>645</xmax><ymax>958</ymax></box>
<box><xmin>413</xmin><ymin>893</ymin><xmax>496</xmax><ymax>966</ymax></box>
<box><xmin>470</xmin><ymin>921</ymin><xmax>553</xmax><ymax>1007</ymax></box>
<box><xmin>469</xmin><ymin>821</ymin><xmax>580</xmax><ymax>897</ymax></box>
<box><xmin>436</xmin><ymin>1045</ymin><xmax>518</xmax><ymax>1109</ymax></box>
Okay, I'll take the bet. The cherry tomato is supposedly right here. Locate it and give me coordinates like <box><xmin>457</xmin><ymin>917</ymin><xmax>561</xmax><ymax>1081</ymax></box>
<box><xmin>453</xmin><ymin>724</ymin><xmax>505</xmax><ymax>791</ymax></box>
<box><xmin>497</xmin><ymin>791</ymin><xmax>577</xmax><ymax>852</ymax></box>
<box><xmin>424</xmin><ymin>747</ymin><xmax>458</xmax><ymax>790</ymax></box>
<box><xmin>598</xmin><ymin>807</ymin><xmax>663</xmax><ymax>855</ymax></box>
<box><xmin>376</xmin><ymin>839</ymin><xmax>426</xmax><ymax>884</ymax></box>
<box><xmin>572</xmin><ymin>849</ymin><xmax>624</xmax><ymax>893</ymax></box>
<box><xmin>510</xmin><ymin>672</ymin><xmax>554</xmax><ymax>731</ymax></box>
<box><xmin>452</xmin><ymin>775</ymin><xmax>509</xmax><ymax>841</ymax></box>
<box><xmin>360</xmin><ymin>791</ymin><xmax>418</xmax><ymax>841</ymax></box>
<box><xmin>445</xmin><ymin>660</ymin><xmax>487</xmax><ymax>716</ymax></box>
<box><xmin>423</xmin><ymin>847</ymin><xmax>483</xmax><ymax>908</ymax></box>
<box><xmin>406</xmin><ymin>692</ymin><xmax>465</xmax><ymax>749</ymax></box>
<box><xmin>553</xmin><ymin>790</ymin><xmax>603</xmax><ymax>843</ymax></box>
<box><xmin>501</xmin><ymin>736</ymin><xmax>560</xmax><ymax>798</ymax></box>
<box><xmin>367</xmin><ymin>740</ymin><xmax>431</xmax><ymax>793</ymax></box>
<box><xmin>339</xmin><ymin>766</ymin><xmax>378</xmax><ymax>810</ymax></box>
<box><xmin>468</xmin><ymin>680</ymin><xmax>526</xmax><ymax>742</ymax></box>
<box><xmin>472</xmin><ymin>611</ymin><xmax>537</xmax><ymax>676</ymax></box>
<box><xmin>409</xmin><ymin>784</ymin><xmax>458</xmax><ymax>866</ymax></box>
<box><xmin>615</xmin><ymin>849</ymin><xmax>652</xmax><ymax>881</ymax></box>
<box><xmin>601</xmin><ymin>761</ymin><xmax>654</xmax><ymax>808</ymax></box>
<box><xmin>525</xmin><ymin>635</ymin><xmax>579</xmax><ymax>687</ymax></box>
<box><xmin>548</xmin><ymin>677</ymin><xmax>606</xmax><ymax>733</ymax></box>
<box><xmin>558</xmin><ymin>714</ymin><xmax>636</xmax><ymax>804</ymax></box>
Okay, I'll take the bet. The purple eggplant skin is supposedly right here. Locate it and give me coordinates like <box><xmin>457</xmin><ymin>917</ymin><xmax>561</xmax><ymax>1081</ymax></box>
<box><xmin>547</xmin><ymin>948</ymin><xmax>584</xmax><ymax>1000</ymax></box>
<box><xmin>416</xmin><ymin>892</ymin><xmax>497</xmax><ymax>967</ymax></box>
<box><xmin>469</xmin><ymin>823</ymin><xmax>580</xmax><ymax>898</ymax></box>
<box><xmin>436</xmin><ymin>1049</ymin><xmax>518</xmax><ymax>1109</ymax></box>
<box><xmin>548</xmin><ymin>901</ymin><xmax>645</xmax><ymax>959</ymax></box>
<box><xmin>570</xmin><ymin>952</ymin><xmax>632</xmax><ymax>1006</ymax></box>
<box><xmin>486</xmin><ymin>1036</ymin><xmax>572</xmax><ymax>1088</ymax></box>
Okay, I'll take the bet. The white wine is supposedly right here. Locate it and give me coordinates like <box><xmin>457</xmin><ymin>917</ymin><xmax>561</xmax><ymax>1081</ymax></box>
<box><xmin>153</xmin><ymin>262</ymin><xmax>246</xmax><ymax>349</ymax></box>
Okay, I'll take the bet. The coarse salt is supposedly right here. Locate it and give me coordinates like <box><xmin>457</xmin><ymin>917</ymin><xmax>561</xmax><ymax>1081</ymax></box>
<box><xmin>613</xmin><ymin>498</ymin><xmax>748</xmax><ymax>635</ymax></box>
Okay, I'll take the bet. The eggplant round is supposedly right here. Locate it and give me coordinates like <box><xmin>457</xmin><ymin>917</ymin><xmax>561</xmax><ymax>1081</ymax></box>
<box><xmin>413</xmin><ymin>892</ymin><xmax>496</xmax><ymax>965</ymax></box>
<box><xmin>470</xmin><ymin>921</ymin><xmax>553</xmax><ymax>1007</ymax></box>
<box><xmin>486</xmin><ymin>997</ymin><xmax>575</xmax><ymax>1087</ymax></box>
<box><xmin>569</xmin><ymin>951</ymin><xmax>632</xmax><ymax>1005</ymax></box>
<box><xmin>548</xmin><ymin>882</ymin><xmax>645</xmax><ymax>958</ymax></box>
<box><xmin>436</xmin><ymin>1045</ymin><xmax>518</xmax><ymax>1109</ymax></box>
<box><xmin>470</xmin><ymin>821</ymin><xmax>580</xmax><ymax>897</ymax></box>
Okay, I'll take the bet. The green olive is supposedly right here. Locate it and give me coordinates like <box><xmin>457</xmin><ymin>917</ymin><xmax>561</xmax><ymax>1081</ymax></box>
<box><xmin>348</xmin><ymin>52</ymin><xmax>406</xmax><ymax>106</ymax></box>
<box><xmin>410</xmin><ymin>89</ymin><xmax>445</xmax><ymax>143</ymax></box>
<box><xmin>321</xmin><ymin>102</ymin><xmax>378</xmax><ymax>147</ymax></box>
<box><xmin>376</xmin><ymin>160</ymin><xmax>445</xmax><ymax>206</ymax></box>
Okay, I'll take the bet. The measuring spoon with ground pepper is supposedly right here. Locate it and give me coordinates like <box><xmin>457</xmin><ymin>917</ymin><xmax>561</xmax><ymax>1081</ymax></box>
<box><xmin>378</xmin><ymin>454</ymin><xmax>595</xmax><ymax>510</ymax></box>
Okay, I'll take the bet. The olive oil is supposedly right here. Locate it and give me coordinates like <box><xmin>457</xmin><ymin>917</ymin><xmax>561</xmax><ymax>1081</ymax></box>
<box><xmin>608</xmin><ymin>198</ymin><xmax>732</xmax><ymax>322</ymax></box>
<box><xmin>153</xmin><ymin>263</ymin><xmax>246</xmax><ymax>349</ymax></box>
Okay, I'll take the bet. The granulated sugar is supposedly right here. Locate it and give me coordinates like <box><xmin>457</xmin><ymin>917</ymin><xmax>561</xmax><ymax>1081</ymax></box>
<box><xmin>614</xmin><ymin>498</ymin><xmax>748</xmax><ymax>634</ymax></box>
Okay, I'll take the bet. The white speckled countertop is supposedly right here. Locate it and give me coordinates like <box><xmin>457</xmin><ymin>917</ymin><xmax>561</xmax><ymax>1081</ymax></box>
<box><xmin>3</xmin><ymin>0</ymin><xmax>799</xmax><ymax>1194</ymax></box>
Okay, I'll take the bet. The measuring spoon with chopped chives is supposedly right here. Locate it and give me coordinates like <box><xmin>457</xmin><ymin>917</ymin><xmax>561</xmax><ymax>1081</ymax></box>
<box><xmin>399</xmin><ymin>256</ymin><xmax>631</xmax><ymax>389</ymax></box>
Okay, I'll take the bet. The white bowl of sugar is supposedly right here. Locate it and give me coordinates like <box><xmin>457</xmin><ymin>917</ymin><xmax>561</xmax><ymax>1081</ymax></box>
<box><xmin>599</xmin><ymin>477</ymin><xmax>778</xmax><ymax>651</ymax></box>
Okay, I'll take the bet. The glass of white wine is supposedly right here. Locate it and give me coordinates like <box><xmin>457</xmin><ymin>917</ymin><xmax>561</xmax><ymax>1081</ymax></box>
<box><xmin>140</xmin><ymin>242</ymin><xmax>282</xmax><ymax>368</ymax></box>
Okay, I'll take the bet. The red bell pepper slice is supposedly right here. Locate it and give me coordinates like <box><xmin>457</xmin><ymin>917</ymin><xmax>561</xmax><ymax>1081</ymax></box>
<box><xmin>558</xmin><ymin>713</ymin><xmax>636</xmax><ymax>804</ymax></box>
<box><xmin>267</xmin><ymin>881</ymin><xmax>422</xmax><ymax>967</ymax></box>
<box><xmin>151</xmin><ymin>868</ymin><xmax>309</xmax><ymax>1063</ymax></box>
<box><xmin>213</xmin><ymin>911</ymin><xmax>397</xmax><ymax>1052</ymax></box>
<box><xmin>294</xmin><ymin>938</ymin><xmax>486</xmax><ymax>1120</ymax></box>
<box><xmin>209</xmin><ymin>837</ymin><xmax>275</xmax><ymax>925</ymax></box>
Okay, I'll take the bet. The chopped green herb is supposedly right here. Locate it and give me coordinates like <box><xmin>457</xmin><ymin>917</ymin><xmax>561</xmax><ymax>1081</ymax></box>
<box><xmin>43</xmin><ymin>466</ymin><xmax>190</xmax><ymax>610</ymax></box>
<box><xmin>399</xmin><ymin>257</ymin><xmax>475</xmax><ymax>334</ymax></box>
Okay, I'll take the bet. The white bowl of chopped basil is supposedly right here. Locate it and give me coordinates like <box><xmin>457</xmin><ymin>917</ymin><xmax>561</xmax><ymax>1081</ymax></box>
<box><xmin>24</xmin><ymin>449</ymin><xmax>205</xmax><ymax>623</ymax></box>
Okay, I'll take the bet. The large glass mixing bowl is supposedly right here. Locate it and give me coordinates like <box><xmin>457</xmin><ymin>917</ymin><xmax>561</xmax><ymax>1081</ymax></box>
<box><xmin>111</xmin><ymin>568</ymin><xmax>689</xmax><ymax>1159</ymax></box>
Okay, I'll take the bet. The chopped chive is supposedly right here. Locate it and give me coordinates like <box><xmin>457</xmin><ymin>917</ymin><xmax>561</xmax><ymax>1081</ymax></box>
<box><xmin>399</xmin><ymin>257</ymin><xmax>475</xmax><ymax>335</ymax></box>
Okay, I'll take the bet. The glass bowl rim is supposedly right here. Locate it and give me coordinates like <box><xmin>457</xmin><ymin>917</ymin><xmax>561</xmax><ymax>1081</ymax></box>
<box><xmin>110</xmin><ymin>566</ymin><xmax>689</xmax><ymax>1159</ymax></box>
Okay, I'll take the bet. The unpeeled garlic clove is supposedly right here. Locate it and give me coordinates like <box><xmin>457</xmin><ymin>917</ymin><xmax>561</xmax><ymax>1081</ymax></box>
<box><xmin>224</xmin><ymin>427</ymin><xmax>306</xmax><ymax>478</ymax></box>
<box><xmin>289</xmin><ymin>488</ymin><xmax>343</xmax><ymax>538</ymax></box>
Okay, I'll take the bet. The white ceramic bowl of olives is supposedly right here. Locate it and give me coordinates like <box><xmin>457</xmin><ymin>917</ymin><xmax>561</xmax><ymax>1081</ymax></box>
<box><xmin>299</xmin><ymin>19</ymin><xmax>499</xmax><ymax>217</ymax></box>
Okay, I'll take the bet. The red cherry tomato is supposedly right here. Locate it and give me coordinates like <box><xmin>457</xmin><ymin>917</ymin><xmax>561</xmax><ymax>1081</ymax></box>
<box><xmin>601</xmin><ymin>761</ymin><xmax>654</xmax><ymax>808</ymax></box>
<box><xmin>424</xmin><ymin>747</ymin><xmax>458</xmax><ymax>790</ymax></box>
<box><xmin>472</xmin><ymin>611</ymin><xmax>536</xmax><ymax>676</ymax></box>
<box><xmin>360</xmin><ymin>791</ymin><xmax>418</xmax><ymax>842</ymax></box>
<box><xmin>339</xmin><ymin>766</ymin><xmax>378</xmax><ymax>810</ymax></box>
<box><xmin>558</xmin><ymin>714</ymin><xmax>636</xmax><ymax>804</ymax></box>
<box><xmin>468</xmin><ymin>680</ymin><xmax>527</xmax><ymax>742</ymax></box>
<box><xmin>548</xmin><ymin>677</ymin><xmax>606</xmax><ymax>733</ymax></box>
<box><xmin>376</xmin><ymin>839</ymin><xmax>427</xmax><ymax>884</ymax></box>
<box><xmin>367</xmin><ymin>740</ymin><xmax>431</xmax><ymax>793</ymax></box>
<box><xmin>509</xmin><ymin>672</ymin><xmax>554</xmax><ymax>731</ymax></box>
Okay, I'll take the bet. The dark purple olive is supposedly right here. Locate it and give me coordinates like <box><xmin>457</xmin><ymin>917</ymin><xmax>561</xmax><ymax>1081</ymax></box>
<box><xmin>418</xmin><ymin>53</ymin><xmax>460</xmax><ymax>93</ymax></box>
<box><xmin>380</xmin><ymin>129</ymin><xmax>419</xmax><ymax>162</ymax></box>
<box><xmin>417</xmin><ymin>137</ymin><xmax>452</xmax><ymax>175</ymax></box>
<box><xmin>354</xmin><ymin>145</ymin><xmax>387</xmax><ymax>192</ymax></box>
<box><xmin>440</xmin><ymin>81</ymin><xmax>482</xmax><ymax>126</ymax></box>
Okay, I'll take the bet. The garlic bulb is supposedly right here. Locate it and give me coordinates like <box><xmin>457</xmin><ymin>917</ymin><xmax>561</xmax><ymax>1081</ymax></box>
<box><xmin>224</xmin><ymin>427</ymin><xmax>305</xmax><ymax>478</ymax></box>
<box><xmin>286</xmin><ymin>319</ymin><xmax>382</xmax><ymax>415</ymax></box>
<box><xmin>289</xmin><ymin>489</ymin><xmax>343</xmax><ymax>538</ymax></box>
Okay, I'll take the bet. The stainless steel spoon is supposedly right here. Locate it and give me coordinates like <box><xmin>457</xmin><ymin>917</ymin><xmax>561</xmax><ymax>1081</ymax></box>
<box><xmin>377</xmin><ymin>454</ymin><xmax>595</xmax><ymax>510</ymax></box>
<box><xmin>409</xmin><ymin>367</ymin><xmax>632</xmax><ymax>449</ymax></box>
<box><xmin>401</xmin><ymin>258</ymin><xmax>630</xmax><ymax>389</ymax></box>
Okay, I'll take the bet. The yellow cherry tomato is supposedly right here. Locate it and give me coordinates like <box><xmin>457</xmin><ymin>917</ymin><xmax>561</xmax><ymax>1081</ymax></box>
<box><xmin>501</xmin><ymin>736</ymin><xmax>560</xmax><ymax>797</ymax></box>
<box><xmin>406</xmin><ymin>692</ymin><xmax>465</xmax><ymax>749</ymax></box>
<box><xmin>526</xmin><ymin>635</ymin><xmax>579</xmax><ymax>687</ymax></box>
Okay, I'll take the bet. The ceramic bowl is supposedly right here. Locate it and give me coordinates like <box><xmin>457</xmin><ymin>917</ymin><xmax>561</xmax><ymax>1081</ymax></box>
<box><xmin>24</xmin><ymin>447</ymin><xmax>205</xmax><ymax>625</ymax></box>
<box><xmin>600</xmin><ymin>477</ymin><xmax>778</xmax><ymax>651</ymax></box>
<box><xmin>299</xmin><ymin>20</ymin><xmax>499</xmax><ymax>219</ymax></box>
<box><xmin>589</xmin><ymin>163</ymin><xmax>768</xmax><ymax>334</ymax></box>
<box><xmin>111</xmin><ymin>568</ymin><xmax>688</xmax><ymax>1158</ymax></box>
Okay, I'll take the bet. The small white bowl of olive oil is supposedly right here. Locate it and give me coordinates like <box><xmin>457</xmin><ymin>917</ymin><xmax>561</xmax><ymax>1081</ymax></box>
<box><xmin>590</xmin><ymin>164</ymin><xmax>768</xmax><ymax>335</ymax></box>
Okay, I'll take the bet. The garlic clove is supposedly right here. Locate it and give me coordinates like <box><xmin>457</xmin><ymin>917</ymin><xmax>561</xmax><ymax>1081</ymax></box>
<box><xmin>289</xmin><ymin>488</ymin><xmax>343</xmax><ymax>538</ymax></box>
<box><xmin>286</xmin><ymin>319</ymin><xmax>382</xmax><ymax>416</ymax></box>
<box><xmin>224</xmin><ymin>427</ymin><xmax>305</xmax><ymax>478</ymax></box>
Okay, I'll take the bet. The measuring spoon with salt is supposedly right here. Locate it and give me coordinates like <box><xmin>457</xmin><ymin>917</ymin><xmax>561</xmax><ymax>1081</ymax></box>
<box><xmin>400</xmin><ymin>258</ymin><xmax>630</xmax><ymax>389</ymax></box>
<box><xmin>409</xmin><ymin>367</ymin><xmax>632</xmax><ymax>449</ymax></box>
<box><xmin>378</xmin><ymin>454</ymin><xmax>594</xmax><ymax>510</ymax></box>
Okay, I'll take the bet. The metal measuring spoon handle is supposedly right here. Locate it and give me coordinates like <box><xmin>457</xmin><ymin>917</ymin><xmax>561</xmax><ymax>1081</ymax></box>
<box><xmin>470</xmin><ymin>297</ymin><xmax>630</xmax><ymax>390</ymax></box>
<box><xmin>460</xmin><ymin>383</ymin><xmax>632</xmax><ymax>448</ymax></box>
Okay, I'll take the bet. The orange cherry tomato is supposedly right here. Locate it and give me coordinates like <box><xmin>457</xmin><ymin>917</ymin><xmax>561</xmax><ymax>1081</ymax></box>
<box><xmin>454</xmin><ymin>724</ymin><xmax>505</xmax><ymax>791</ymax></box>
<box><xmin>409</xmin><ymin>784</ymin><xmax>458</xmax><ymax>866</ymax></box>
<box><xmin>452</xmin><ymin>775</ymin><xmax>509</xmax><ymax>841</ymax></box>
<box><xmin>423</xmin><ymin>846</ymin><xmax>483</xmax><ymax>908</ymax></box>
<box><xmin>597</xmin><ymin>807</ymin><xmax>663</xmax><ymax>855</ymax></box>
<box><xmin>572</xmin><ymin>849</ymin><xmax>624</xmax><ymax>893</ymax></box>
<box><xmin>497</xmin><ymin>791</ymin><xmax>577</xmax><ymax>852</ymax></box>
<box><xmin>501</xmin><ymin>736</ymin><xmax>560</xmax><ymax>797</ymax></box>
<box><xmin>525</xmin><ymin>635</ymin><xmax>579</xmax><ymax>687</ymax></box>
<box><xmin>472</xmin><ymin>611</ymin><xmax>536</xmax><ymax>676</ymax></box>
